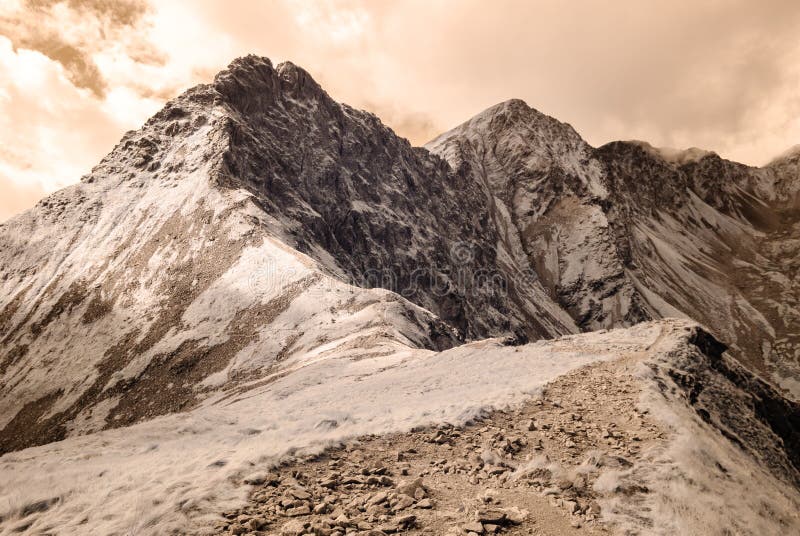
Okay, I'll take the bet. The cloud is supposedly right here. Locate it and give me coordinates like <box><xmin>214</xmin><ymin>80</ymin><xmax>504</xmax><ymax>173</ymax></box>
<box><xmin>166</xmin><ymin>0</ymin><xmax>800</xmax><ymax>164</ymax></box>
<box><xmin>360</xmin><ymin>101</ymin><xmax>441</xmax><ymax>146</ymax></box>
<box><xmin>0</xmin><ymin>37</ymin><xmax>152</xmax><ymax>198</ymax></box>
<box><xmin>4</xmin><ymin>28</ymin><xmax>108</xmax><ymax>96</ymax></box>
<box><xmin>0</xmin><ymin>0</ymin><xmax>154</xmax><ymax>97</ymax></box>
<box><xmin>341</xmin><ymin>0</ymin><xmax>800</xmax><ymax>164</ymax></box>
<box><xmin>3</xmin><ymin>0</ymin><xmax>800</xmax><ymax>222</ymax></box>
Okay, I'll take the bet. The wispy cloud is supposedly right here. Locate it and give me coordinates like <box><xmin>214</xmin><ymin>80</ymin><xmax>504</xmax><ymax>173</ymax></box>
<box><xmin>2</xmin><ymin>0</ymin><xmax>800</xmax><ymax>222</ymax></box>
<box><xmin>0</xmin><ymin>0</ymin><xmax>156</xmax><ymax>97</ymax></box>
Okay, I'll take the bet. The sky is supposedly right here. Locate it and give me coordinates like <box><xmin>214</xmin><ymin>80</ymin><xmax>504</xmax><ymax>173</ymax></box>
<box><xmin>1</xmin><ymin>0</ymin><xmax>800</xmax><ymax>222</ymax></box>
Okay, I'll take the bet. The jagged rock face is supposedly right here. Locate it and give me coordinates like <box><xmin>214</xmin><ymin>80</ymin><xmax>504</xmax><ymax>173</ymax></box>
<box><xmin>766</xmin><ymin>148</ymin><xmax>800</xmax><ymax>208</ymax></box>
<box><xmin>1</xmin><ymin>54</ymin><xmax>799</xmax><ymax>455</ymax></box>
<box><xmin>207</xmin><ymin>57</ymin><xmax>576</xmax><ymax>341</ymax></box>
<box><xmin>427</xmin><ymin>103</ymin><xmax>800</xmax><ymax>394</ymax></box>
<box><xmin>427</xmin><ymin>100</ymin><xmax>644</xmax><ymax>332</ymax></box>
<box><xmin>640</xmin><ymin>324</ymin><xmax>800</xmax><ymax>497</ymax></box>
<box><xmin>592</xmin><ymin>142</ymin><xmax>800</xmax><ymax>388</ymax></box>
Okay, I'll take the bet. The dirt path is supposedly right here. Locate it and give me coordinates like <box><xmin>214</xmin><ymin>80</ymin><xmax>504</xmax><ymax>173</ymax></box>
<box><xmin>212</xmin><ymin>354</ymin><xmax>666</xmax><ymax>536</ymax></box>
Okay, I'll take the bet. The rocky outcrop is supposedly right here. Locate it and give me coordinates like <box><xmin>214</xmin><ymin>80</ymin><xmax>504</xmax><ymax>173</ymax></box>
<box><xmin>206</xmin><ymin>58</ymin><xmax>577</xmax><ymax>342</ymax></box>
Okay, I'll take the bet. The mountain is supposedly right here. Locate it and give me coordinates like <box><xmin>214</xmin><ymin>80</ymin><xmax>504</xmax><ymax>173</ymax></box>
<box><xmin>0</xmin><ymin>54</ymin><xmax>799</xmax><ymax>535</ymax></box>
<box><xmin>428</xmin><ymin>101</ymin><xmax>800</xmax><ymax>393</ymax></box>
<box><xmin>2</xmin><ymin>53</ymin><xmax>799</xmax><ymax>450</ymax></box>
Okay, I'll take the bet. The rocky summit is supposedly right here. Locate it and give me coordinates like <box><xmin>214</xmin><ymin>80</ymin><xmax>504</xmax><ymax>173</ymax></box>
<box><xmin>0</xmin><ymin>55</ymin><xmax>799</xmax><ymax>535</ymax></box>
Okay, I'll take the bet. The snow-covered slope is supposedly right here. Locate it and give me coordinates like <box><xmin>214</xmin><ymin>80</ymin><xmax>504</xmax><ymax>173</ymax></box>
<box><xmin>0</xmin><ymin>56</ymin><xmax>604</xmax><ymax>455</ymax></box>
<box><xmin>2</xmin><ymin>320</ymin><xmax>798</xmax><ymax>536</ymax></box>
<box><xmin>0</xmin><ymin>322</ymin><xmax>640</xmax><ymax>535</ymax></box>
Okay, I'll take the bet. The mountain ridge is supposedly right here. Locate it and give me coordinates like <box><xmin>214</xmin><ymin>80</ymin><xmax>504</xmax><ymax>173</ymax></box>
<box><xmin>1</xmin><ymin>53</ymin><xmax>800</xmax><ymax>536</ymax></box>
<box><xmin>1</xmin><ymin>54</ymin><xmax>799</xmax><ymax>457</ymax></box>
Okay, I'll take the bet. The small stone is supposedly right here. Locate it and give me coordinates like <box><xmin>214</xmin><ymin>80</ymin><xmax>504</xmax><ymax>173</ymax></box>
<box><xmin>432</xmin><ymin>431</ymin><xmax>449</xmax><ymax>444</ymax></box>
<box><xmin>286</xmin><ymin>505</ymin><xmax>311</xmax><ymax>517</ymax></box>
<box><xmin>416</xmin><ymin>498</ymin><xmax>433</xmax><ymax>509</ymax></box>
<box><xmin>290</xmin><ymin>488</ymin><xmax>311</xmax><ymax>500</ymax></box>
<box><xmin>394</xmin><ymin>494</ymin><xmax>414</xmax><ymax>510</ymax></box>
<box><xmin>503</xmin><ymin>507</ymin><xmax>528</xmax><ymax>524</ymax></box>
<box><xmin>463</xmin><ymin>521</ymin><xmax>484</xmax><ymax>533</ymax></box>
<box><xmin>367</xmin><ymin>503</ymin><xmax>388</xmax><ymax>515</ymax></box>
<box><xmin>485</xmin><ymin>465</ymin><xmax>506</xmax><ymax>476</ymax></box>
<box><xmin>396</xmin><ymin>514</ymin><xmax>417</xmax><ymax>528</ymax></box>
<box><xmin>368</xmin><ymin>491</ymin><xmax>389</xmax><ymax>506</ymax></box>
<box><xmin>243</xmin><ymin>472</ymin><xmax>268</xmax><ymax>485</ymax></box>
<box><xmin>228</xmin><ymin>524</ymin><xmax>246</xmax><ymax>535</ymax></box>
<box><xmin>321</xmin><ymin>477</ymin><xmax>338</xmax><ymax>488</ymax></box>
<box><xmin>557</xmin><ymin>478</ymin><xmax>573</xmax><ymax>490</ymax></box>
<box><xmin>280</xmin><ymin>520</ymin><xmax>306</xmax><ymax>536</ymax></box>
<box><xmin>476</xmin><ymin>508</ymin><xmax>506</xmax><ymax>524</ymax></box>
<box><xmin>314</xmin><ymin>502</ymin><xmax>329</xmax><ymax>514</ymax></box>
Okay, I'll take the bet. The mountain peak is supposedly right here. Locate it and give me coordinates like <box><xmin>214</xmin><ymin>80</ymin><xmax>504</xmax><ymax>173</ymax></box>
<box><xmin>212</xmin><ymin>55</ymin><xmax>327</xmax><ymax>114</ymax></box>
<box><xmin>468</xmin><ymin>98</ymin><xmax>547</xmax><ymax>124</ymax></box>
<box><xmin>213</xmin><ymin>54</ymin><xmax>276</xmax><ymax>95</ymax></box>
<box><xmin>274</xmin><ymin>60</ymin><xmax>325</xmax><ymax>98</ymax></box>
<box><xmin>426</xmin><ymin>98</ymin><xmax>583</xmax><ymax>152</ymax></box>
<box><xmin>218</xmin><ymin>54</ymin><xmax>274</xmax><ymax>77</ymax></box>
<box><xmin>484</xmin><ymin>97</ymin><xmax>530</xmax><ymax>114</ymax></box>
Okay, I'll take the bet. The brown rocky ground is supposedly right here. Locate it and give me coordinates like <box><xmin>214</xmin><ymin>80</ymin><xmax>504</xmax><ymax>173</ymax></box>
<box><xmin>212</xmin><ymin>354</ymin><xmax>665</xmax><ymax>536</ymax></box>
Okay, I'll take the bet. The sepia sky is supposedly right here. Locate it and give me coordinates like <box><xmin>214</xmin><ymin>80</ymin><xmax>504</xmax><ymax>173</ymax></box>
<box><xmin>2</xmin><ymin>0</ymin><xmax>800</xmax><ymax>221</ymax></box>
